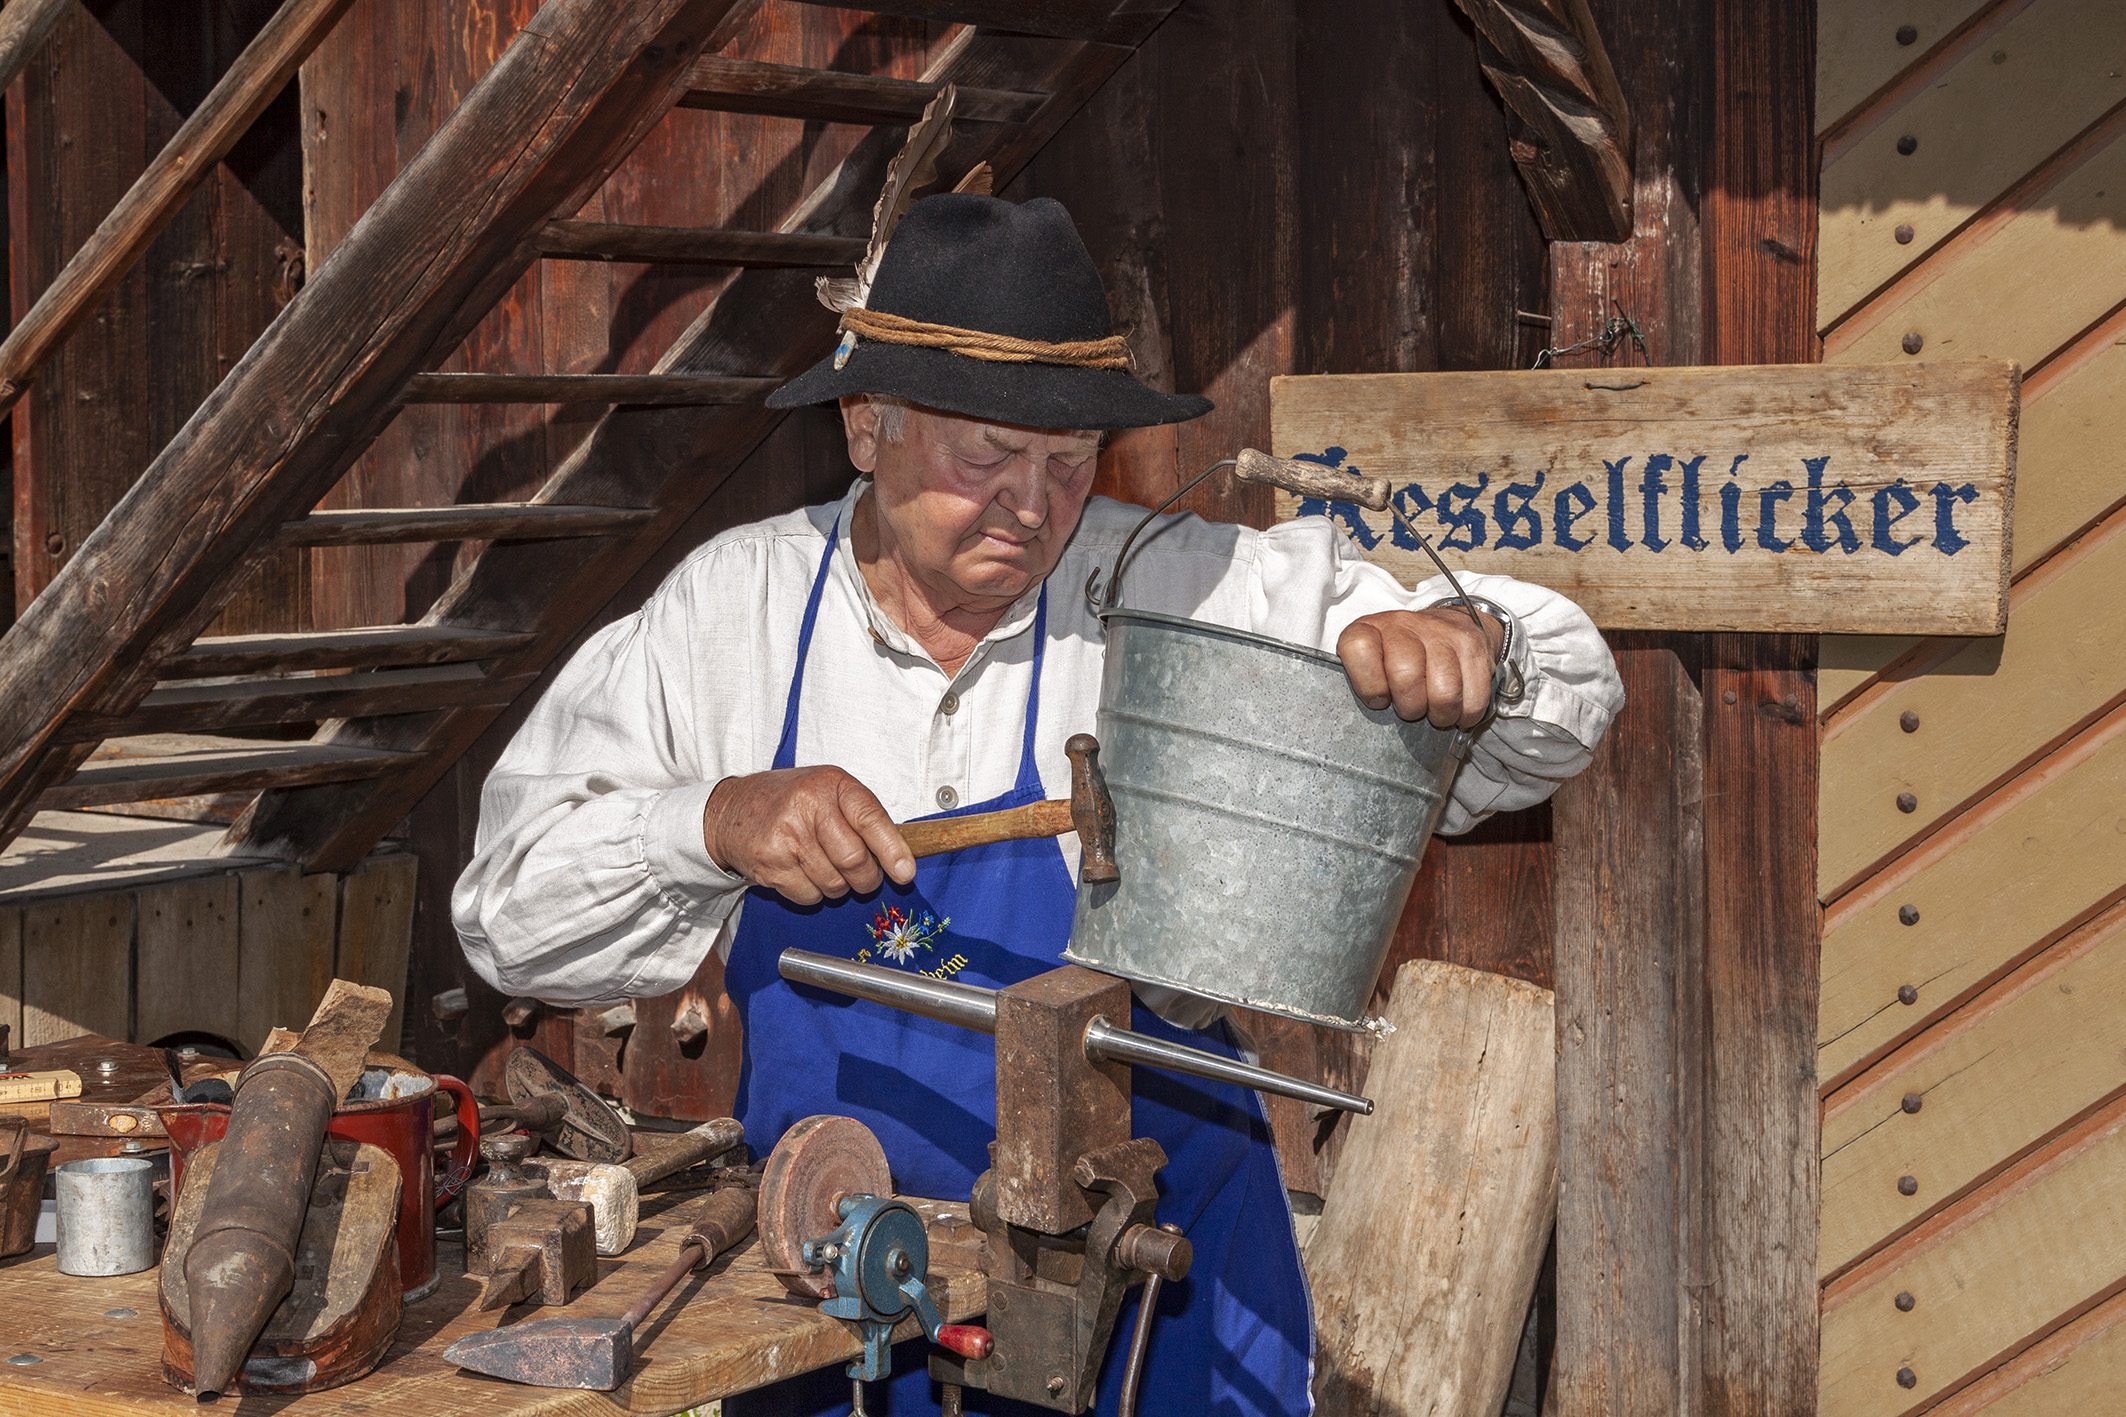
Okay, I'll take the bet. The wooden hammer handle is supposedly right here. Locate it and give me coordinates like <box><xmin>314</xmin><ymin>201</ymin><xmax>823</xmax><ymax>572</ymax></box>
<box><xmin>898</xmin><ymin>798</ymin><xmax>1073</xmax><ymax>858</ymax></box>
<box><xmin>682</xmin><ymin>1184</ymin><xmax>757</xmax><ymax>1269</ymax></box>
<box><xmin>626</xmin><ymin>1117</ymin><xmax>747</xmax><ymax>1187</ymax></box>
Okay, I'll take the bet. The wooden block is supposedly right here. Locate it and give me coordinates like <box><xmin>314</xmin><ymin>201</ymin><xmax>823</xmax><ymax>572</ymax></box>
<box><xmin>236</xmin><ymin>865</ymin><xmax>337</xmax><ymax>1056</ymax></box>
<box><xmin>1309</xmin><ymin>959</ymin><xmax>1556</xmax><ymax>1417</ymax></box>
<box><xmin>0</xmin><ymin>905</ymin><xmax>20</xmax><ymax>1046</ymax></box>
<box><xmin>1817</xmin><ymin>0</ymin><xmax>2126</xmax><ymax>326</ymax></box>
<box><xmin>1827</xmin><ymin>117</ymin><xmax>2126</xmax><ymax>368</ymax></box>
<box><xmin>1819</xmin><ymin>1095</ymin><xmax>2126</xmax><ymax>1417</ymax></box>
<box><xmin>1821</xmin><ymin>905</ymin><xmax>2126</xmax><ymax>1277</ymax></box>
<box><xmin>335</xmin><ymin>854</ymin><xmax>416</xmax><ymax>1057</ymax></box>
<box><xmin>1269</xmin><ymin>362</ymin><xmax>2017</xmax><ymax>634</ymax></box>
<box><xmin>1817</xmin><ymin>516</ymin><xmax>2126</xmax><ymax>896</ymax></box>
<box><xmin>1814</xmin><ymin>0</ymin><xmax>1992</xmax><ymax>134</ymax></box>
<box><xmin>1818</xmin><ymin>716</ymin><xmax>2126</xmax><ymax>1085</ymax></box>
<box><xmin>134</xmin><ymin>874</ymin><xmax>239</xmax><ymax>1047</ymax></box>
<box><xmin>20</xmin><ymin>892</ymin><xmax>132</xmax><ymax>1045</ymax></box>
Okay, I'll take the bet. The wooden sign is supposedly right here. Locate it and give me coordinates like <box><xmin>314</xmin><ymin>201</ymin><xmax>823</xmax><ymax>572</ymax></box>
<box><xmin>1269</xmin><ymin>362</ymin><xmax>2018</xmax><ymax>634</ymax></box>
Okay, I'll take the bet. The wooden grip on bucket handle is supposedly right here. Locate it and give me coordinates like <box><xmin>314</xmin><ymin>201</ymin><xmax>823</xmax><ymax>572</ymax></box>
<box><xmin>1233</xmin><ymin>447</ymin><xmax>1391</xmax><ymax>511</ymax></box>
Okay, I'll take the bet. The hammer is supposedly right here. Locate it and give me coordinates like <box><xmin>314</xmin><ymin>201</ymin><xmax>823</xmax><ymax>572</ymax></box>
<box><xmin>897</xmin><ymin>733</ymin><xmax>1119</xmax><ymax>883</ymax></box>
<box><xmin>541</xmin><ymin>1118</ymin><xmax>747</xmax><ymax>1256</ymax></box>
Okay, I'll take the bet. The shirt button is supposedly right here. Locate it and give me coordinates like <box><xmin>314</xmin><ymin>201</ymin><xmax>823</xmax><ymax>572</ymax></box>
<box><xmin>939</xmin><ymin>691</ymin><xmax>960</xmax><ymax>716</ymax></box>
<box><xmin>936</xmin><ymin>785</ymin><xmax>959</xmax><ymax>810</ymax></box>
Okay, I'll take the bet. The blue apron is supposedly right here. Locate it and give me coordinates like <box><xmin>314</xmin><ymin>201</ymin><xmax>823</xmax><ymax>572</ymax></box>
<box><xmin>723</xmin><ymin>520</ymin><xmax>1314</xmax><ymax>1415</ymax></box>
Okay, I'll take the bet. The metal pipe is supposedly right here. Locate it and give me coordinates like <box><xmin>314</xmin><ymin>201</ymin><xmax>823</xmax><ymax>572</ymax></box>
<box><xmin>778</xmin><ymin>949</ymin><xmax>999</xmax><ymax>1033</ymax></box>
<box><xmin>777</xmin><ymin>950</ymin><xmax>1372</xmax><ymax>1115</ymax></box>
<box><xmin>1084</xmin><ymin>1018</ymin><xmax>1373</xmax><ymax>1116</ymax></box>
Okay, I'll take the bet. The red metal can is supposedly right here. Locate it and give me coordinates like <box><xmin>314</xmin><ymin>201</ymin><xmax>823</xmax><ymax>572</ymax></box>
<box><xmin>164</xmin><ymin>1071</ymin><xmax>479</xmax><ymax>1301</ymax></box>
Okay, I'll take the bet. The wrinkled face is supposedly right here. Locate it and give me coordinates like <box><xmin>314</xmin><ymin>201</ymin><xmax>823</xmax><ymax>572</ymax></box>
<box><xmin>843</xmin><ymin>398</ymin><xmax>1102</xmax><ymax>611</ymax></box>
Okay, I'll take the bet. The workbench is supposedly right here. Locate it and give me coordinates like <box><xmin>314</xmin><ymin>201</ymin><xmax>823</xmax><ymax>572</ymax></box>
<box><xmin>0</xmin><ymin>1186</ymin><xmax>985</xmax><ymax>1415</ymax></box>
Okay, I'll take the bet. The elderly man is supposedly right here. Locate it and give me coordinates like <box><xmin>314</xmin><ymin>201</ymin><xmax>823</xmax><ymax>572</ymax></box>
<box><xmin>457</xmin><ymin>194</ymin><xmax>1621</xmax><ymax>1415</ymax></box>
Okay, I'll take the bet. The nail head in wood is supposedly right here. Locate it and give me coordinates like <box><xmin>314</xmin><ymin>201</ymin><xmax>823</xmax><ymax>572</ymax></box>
<box><xmin>1901</xmin><ymin>332</ymin><xmax>1924</xmax><ymax>355</ymax></box>
<box><xmin>432</xmin><ymin>987</ymin><xmax>470</xmax><ymax>1021</ymax></box>
<box><xmin>1898</xmin><ymin>1174</ymin><xmax>1918</xmax><ymax>1195</ymax></box>
<box><xmin>1902</xmin><ymin>1091</ymin><xmax>1923</xmax><ymax>1114</ymax></box>
<box><xmin>1900</xmin><ymin>709</ymin><xmax>1920</xmax><ymax>732</ymax></box>
<box><xmin>1894</xmin><ymin>223</ymin><xmax>1915</xmax><ymax>244</ymax></box>
<box><xmin>1898</xmin><ymin>904</ymin><xmax>1920</xmax><ymax>926</ymax></box>
<box><xmin>1896</xmin><ymin>791</ymin><xmax>1918</xmax><ymax>813</ymax></box>
<box><xmin>1897</xmin><ymin>1367</ymin><xmax>1917</xmax><ymax>1389</ymax></box>
<box><xmin>1722</xmin><ymin>689</ymin><xmax>1737</xmax><ymax>705</ymax></box>
<box><xmin>1898</xmin><ymin>984</ymin><xmax>1919</xmax><ymax>1004</ymax></box>
<box><xmin>1895</xmin><ymin>1291</ymin><xmax>1916</xmax><ymax>1311</ymax></box>
<box><xmin>1896</xmin><ymin>24</ymin><xmax>1918</xmax><ymax>44</ymax></box>
<box><xmin>1896</xmin><ymin>135</ymin><xmax>1918</xmax><ymax>155</ymax></box>
<box><xmin>502</xmin><ymin>996</ymin><xmax>541</xmax><ymax>1029</ymax></box>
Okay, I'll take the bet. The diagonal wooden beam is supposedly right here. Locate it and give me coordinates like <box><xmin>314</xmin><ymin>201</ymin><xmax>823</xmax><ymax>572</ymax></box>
<box><xmin>0</xmin><ymin>0</ymin><xmax>758</xmax><ymax>850</ymax></box>
<box><xmin>0</xmin><ymin>0</ymin><xmax>360</xmax><ymax>416</ymax></box>
<box><xmin>0</xmin><ymin>0</ymin><xmax>69</xmax><ymax>97</ymax></box>
<box><xmin>228</xmin><ymin>10</ymin><xmax>1183</xmax><ymax>870</ymax></box>
<box><xmin>1452</xmin><ymin>0</ymin><xmax>1633</xmax><ymax>243</ymax></box>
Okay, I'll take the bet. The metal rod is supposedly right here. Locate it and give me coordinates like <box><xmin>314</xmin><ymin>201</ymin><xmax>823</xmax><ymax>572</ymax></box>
<box><xmin>1083</xmin><ymin>1018</ymin><xmax>1373</xmax><ymax>1115</ymax></box>
<box><xmin>1116</xmin><ymin>1252</ymin><xmax>1172</xmax><ymax>1417</ymax></box>
<box><xmin>779</xmin><ymin>949</ymin><xmax>999</xmax><ymax>1033</ymax></box>
<box><xmin>777</xmin><ymin>951</ymin><xmax>1372</xmax><ymax>1115</ymax></box>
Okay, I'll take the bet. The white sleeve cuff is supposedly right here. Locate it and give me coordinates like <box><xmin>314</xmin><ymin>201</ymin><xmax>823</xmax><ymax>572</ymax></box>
<box><xmin>642</xmin><ymin>778</ymin><xmax>749</xmax><ymax>914</ymax></box>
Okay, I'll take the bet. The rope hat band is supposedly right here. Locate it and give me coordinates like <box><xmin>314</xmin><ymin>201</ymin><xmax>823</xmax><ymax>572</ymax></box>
<box><xmin>837</xmin><ymin>305</ymin><xmax>1131</xmax><ymax>371</ymax></box>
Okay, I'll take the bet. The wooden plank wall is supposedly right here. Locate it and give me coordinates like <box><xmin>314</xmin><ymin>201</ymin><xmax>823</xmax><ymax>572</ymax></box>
<box><xmin>1812</xmin><ymin>0</ymin><xmax>2126</xmax><ymax>1412</ymax></box>
<box><xmin>0</xmin><ymin>848</ymin><xmax>410</xmax><ymax>1052</ymax></box>
<box><xmin>6</xmin><ymin>0</ymin><xmax>307</xmax><ymax>631</ymax></box>
<box><xmin>297</xmin><ymin>1</ymin><xmax>956</xmax><ymax>1113</ymax></box>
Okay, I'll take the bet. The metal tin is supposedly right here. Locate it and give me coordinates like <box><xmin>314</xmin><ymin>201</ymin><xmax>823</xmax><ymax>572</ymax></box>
<box><xmin>0</xmin><ymin>1117</ymin><xmax>57</xmax><ymax>1258</ymax></box>
<box><xmin>54</xmin><ymin>1156</ymin><xmax>157</xmax><ymax>1275</ymax></box>
<box><xmin>1064</xmin><ymin>609</ymin><xmax>1469</xmax><ymax>1030</ymax></box>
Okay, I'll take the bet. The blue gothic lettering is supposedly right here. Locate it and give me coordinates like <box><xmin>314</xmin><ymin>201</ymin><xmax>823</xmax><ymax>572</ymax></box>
<box><xmin>1801</xmin><ymin>455</ymin><xmax>1860</xmax><ymax>554</ymax></box>
<box><xmin>1555</xmin><ymin>482</ymin><xmax>1598</xmax><ymax>551</ymax></box>
<box><xmin>1931</xmin><ymin>481</ymin><xmax>1979</xmax><ymax>554</ymax></box>
<box><xmin>1604</xmin><ymin>456</ymin><xmax>1633</xmax><ymax>552</ymax></box>
<box><xmin>1437</xmin><ymin>475</ymin><xmax>1490</xmax><ymax>551</ymax></box>
<box><xmin>1640</xmin><ymin>454</ymin><xmax>1673</xmax><ymax>552</ymax></box>
<box><xmin>1678</xmin><ymin>455</ymin><xmax>1709</xmax><ymax>551</ymax></box>
<box><xmin>1757</xmin><ymin>480</ymin><xmax>1794</xmax><ymax>552</ymax></box>
<box><xmin>1494</xmin><ymin>472</ymin><xmax>1546</xmax><ymax>550</ymax></box>
<box><xmin>1871</xmin><ymin>480</ymin><xmax>1922</xmax><ymax>556</ymax></box>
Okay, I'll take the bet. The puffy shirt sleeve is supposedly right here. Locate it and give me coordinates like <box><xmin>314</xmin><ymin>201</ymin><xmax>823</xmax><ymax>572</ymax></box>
<box><xmin>451</xmin><ymin>540</ymin><xmax>766</xmax><ymax>1006</ymax></box>
<box><xmin>1245</xmin><ymin>515</ymin><xmax>1624</xmax><ymax>834</ymax></box>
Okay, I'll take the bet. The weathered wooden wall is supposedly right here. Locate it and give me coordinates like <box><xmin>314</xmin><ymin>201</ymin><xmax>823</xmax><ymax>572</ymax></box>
<box><xmin>7</xmin><ymin>0</ymin><xmax>306</xmax><ymax>631</ymax></box>
<box><xmin>1812</xmin><ymin>0</ymin><xmax>2126</xmax><ymax>1411</ymax></box>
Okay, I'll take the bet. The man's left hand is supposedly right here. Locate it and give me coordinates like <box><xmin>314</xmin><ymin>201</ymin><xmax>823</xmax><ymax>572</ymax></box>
<box><xmin>1336</xmin><ymin>608</ymin><xmax>1500</xmax><ymax>728</ymax></box>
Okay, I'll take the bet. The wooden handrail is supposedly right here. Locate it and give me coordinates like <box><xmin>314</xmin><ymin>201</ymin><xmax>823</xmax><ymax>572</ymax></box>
<box><xmin>0</xmin><ymin>0</ymin><xmax>69</xmax><ymax>97</ymax></box>
<box><xmin>0</xmin><ymin>0</ymin><xmax>358</xmax><ymax>415</ymax></box>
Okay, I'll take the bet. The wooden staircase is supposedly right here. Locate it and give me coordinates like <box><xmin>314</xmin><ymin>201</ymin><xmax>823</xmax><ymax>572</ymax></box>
<box><xmin>0</xmin><ymin>0</ymin><xmax>1178</xmax><ymax>869</ymax></box>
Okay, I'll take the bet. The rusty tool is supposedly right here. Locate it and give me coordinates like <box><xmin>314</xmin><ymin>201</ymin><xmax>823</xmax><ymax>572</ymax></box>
<box><xmin>898</xmin><ymin>733</ymin><xmax>1118</xmax><ymax>883</ymax></box>
<box><xmin>487</xmin><ymin>1046</ymin><xmax>632</xmax><ymax>1163</ymax></box>
<box><xmin>176</xmin><ymin>978</ymin><xmax>393</xmax><ymax>1399</ymax></box>
<box><xmin>541</xmin><ymin>1116</ymin><xmax>747</xmax><ymax>1255</ymax></box>
<box><xmin>442</xmin><ymin>1182</ymin><xmax>757</xmax><ymax>1390</ymax></box>
<box><xmin>464</xmin><ymin>1132</ymin><xmax>551</xmax><ymax>1275</ymax></box>
<box><xmin>475</xmin><ymin>1196</ymin><xmax>597</xmax><ymax>1311</ymax></box>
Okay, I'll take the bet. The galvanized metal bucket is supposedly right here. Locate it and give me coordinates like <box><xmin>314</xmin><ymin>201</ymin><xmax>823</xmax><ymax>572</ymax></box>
<box><xmin>1064</xmin><ymin>608</ymin><xmax>1471</xmax><ymax>1031</ymax></box>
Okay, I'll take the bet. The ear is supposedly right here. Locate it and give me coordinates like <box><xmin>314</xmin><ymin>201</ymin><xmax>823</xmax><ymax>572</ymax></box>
<box><xmin>840</xmin><ymin>396</ymin><xmax>881</xmax><ymax>475</ymax></box>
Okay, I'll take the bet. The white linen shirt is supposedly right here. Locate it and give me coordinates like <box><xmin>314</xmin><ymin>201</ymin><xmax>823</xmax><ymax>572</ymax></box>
<box><xmin>455</xmin><ymin>481</ymin><xmax>1623</xmax><ymax>1007</ymax></box>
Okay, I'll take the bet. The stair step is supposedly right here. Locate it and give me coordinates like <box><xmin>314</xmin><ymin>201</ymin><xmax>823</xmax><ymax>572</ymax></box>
<box><xmin>401</xmin><ymin>374</ymin><xmax>777</xmax><ymax>406</ymax></box>
<box><xmin>170</xmin><ymin>626</ymin><xmax>537</xmax><ymax>679</ymax></box>
<box><xmin>680</xmin><ymin>56</ymin><xmax>1043</xmax><ymax>125</ymax></box>
<box><xmin>59</xmin><ymin>664</ymin><xmax>538</xmax><ymax>742</ymax></box>
<box><xmin>40</xmin><ymin>735</ymin><xmax>417</xmax><ymax>812</ymax></box>
<box><xmin>535</xmin><ymin>221</ymin><xmax>864</xmax><ymax>267</ymax></box>
<box><xmin>788</xmin><ymin>0</ymin><xmax>1147</xmax><ymax>43</ymax></box>
<box><xmin>279</xmin><ymin>503</ymin><xmax>657</xmax><ymax>546</ymax></box>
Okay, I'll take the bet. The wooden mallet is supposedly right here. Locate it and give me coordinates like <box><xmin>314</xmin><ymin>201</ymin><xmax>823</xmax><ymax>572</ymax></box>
<box><xmin>896</xmin><ymin>732</ymin><xmax>1119</xmax><ymax>883</ymax></box>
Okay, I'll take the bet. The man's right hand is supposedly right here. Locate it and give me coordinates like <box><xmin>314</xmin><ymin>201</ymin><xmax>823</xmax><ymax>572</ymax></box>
<box><xmin>701</xmin><ymin>767</ymin><xmax>916</xmax><ymax>904</ymax></box>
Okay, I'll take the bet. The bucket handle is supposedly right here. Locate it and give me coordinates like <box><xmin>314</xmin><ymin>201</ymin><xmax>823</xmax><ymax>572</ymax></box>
<box><xmin>0</xmin><ymin>1116</ymin><xmax>23</xmax><ymax>1183</ymax></box>
<box><xmin>1088</xmin><ymin>449</ymin><xmax>1524</xmax><ymax>710</ymax></box>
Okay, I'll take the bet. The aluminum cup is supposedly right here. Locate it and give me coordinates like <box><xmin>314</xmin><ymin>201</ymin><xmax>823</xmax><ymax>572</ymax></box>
<box><xmin>54</xmin><ymin>1157</ymin><xmax>157</xmax><ymax>1276</ymax></box>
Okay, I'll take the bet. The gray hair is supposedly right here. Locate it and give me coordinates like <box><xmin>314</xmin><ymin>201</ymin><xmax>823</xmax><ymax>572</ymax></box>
<box><xmin>864</xmin><ymin>392</ymin><xmax>1103</xmax><ymax>450</ymax></box>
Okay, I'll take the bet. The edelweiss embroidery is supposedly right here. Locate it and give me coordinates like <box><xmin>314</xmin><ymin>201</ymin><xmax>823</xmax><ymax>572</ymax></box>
<box><xmin>863</xmin><ymin>904</ymin><xmax>950</xmax><ymax>965</ymax></box>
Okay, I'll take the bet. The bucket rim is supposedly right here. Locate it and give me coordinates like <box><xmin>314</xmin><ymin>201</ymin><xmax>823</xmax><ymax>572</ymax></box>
<box><xmin>1097</xmin><ymin>606</ymin><xmax>1345</xmax><ymax>670</ymax></box>
<box><xmin>1058</xmin><ymin>947</ymin><xmax>1381</xmax><ymax>1033</ymax></box>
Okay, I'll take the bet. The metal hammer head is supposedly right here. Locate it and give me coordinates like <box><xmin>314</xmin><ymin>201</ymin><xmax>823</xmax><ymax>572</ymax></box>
<box><xmin>1064</xmin><ymin>734</ymin><xmax>1119</xmax><ymax>884</ymax></box>
<box><xmin>443</xmin><ymin>1313</ymin><xmax>636</xmax><ymax>1391</ymax></box>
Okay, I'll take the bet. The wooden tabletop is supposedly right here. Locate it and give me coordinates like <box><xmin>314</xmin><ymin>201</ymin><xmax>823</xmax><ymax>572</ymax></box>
<box><xmin>0</xmin><ymin>1188</ymin><xmax>986</xmax><ymax>1416</ymax></box>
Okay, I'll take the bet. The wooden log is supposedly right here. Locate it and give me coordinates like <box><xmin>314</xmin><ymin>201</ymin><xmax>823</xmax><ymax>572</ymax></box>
<box><xmin>401</xmin><ymin>372</ymin><xmax>779</xmax><ymax>404</ymax></box>
<box><xmin>0</xmin><ymin>0</ymin><xmax>745</xmax><ymax>849</ymax></box>
<box><xmin>1451</xmin><ymin>0</ymin><xmax>1633</xmax><ymax>242</ymax></box>
<box><xmin>1309</xmin><ymin>959</ymin><xmax>1557</xmax><ymax>1416</ymax></box>
<box><xmin>277</xmin><ymin>505</ymin><xmax>654</xmax><ymax>547</ymax></box>
<box><xmin>785</xmin><ymin>0</ymin><xmax>1164</xmax><ymax>44</ymax></box>
<box><xmin>535</xmin><ymin>220</ymin><xmax>864</xmax><ymax>267</ymax></box>
<box><xmin>680</xmin><ymin>56</ymin><xmax>1043</xmax><ymax>125</ymax></box>
<box><xmin>0</xmin><ymin>0</ymin><xmax>356</xmax><ymax>416</ymax></box>
<box><xmin>0</xmin><ymin>0</ymin><xmax>68</xmax><ymax>96</ymax></box>
<box><xmin>169</xmin><ymin>626</ymin><xmax>538</xmax><ymax>678</ymax></box>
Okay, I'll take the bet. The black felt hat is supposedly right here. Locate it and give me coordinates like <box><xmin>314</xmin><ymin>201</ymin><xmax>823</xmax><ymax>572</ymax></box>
<box><xmin>766</xmin><ymin>194</ymin><xmax>1212</xmax><ymax>431</ymax></box>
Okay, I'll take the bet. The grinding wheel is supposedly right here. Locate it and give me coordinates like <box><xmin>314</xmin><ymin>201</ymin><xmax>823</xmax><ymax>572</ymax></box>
<box><xmin>502</xmin><ymin>1047</ymin><xmax>631</xmax><ymax>1164</ymax></box>
<box><xmin>757</xmin><ymin>1115</ymin><xmax>892</xmax><ymax>1298</ymax></box>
